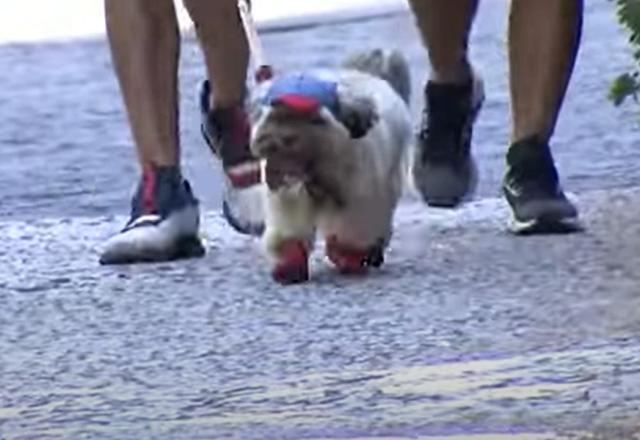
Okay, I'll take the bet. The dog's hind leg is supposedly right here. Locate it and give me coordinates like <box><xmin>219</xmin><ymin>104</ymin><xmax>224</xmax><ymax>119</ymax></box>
<box><xmin>321</xmin><ymin>207</ymin><xmax>393</xmax><ymax>275</ymax></box>
<box><xmin>263</xmin><ymin>185</ymin><xmax>317</xmax><ymax>284</ymax></box>
<box><xmin>325</xmin><ymin>235</ymin><xmax>386</xmax><ymax>275</ymax></box>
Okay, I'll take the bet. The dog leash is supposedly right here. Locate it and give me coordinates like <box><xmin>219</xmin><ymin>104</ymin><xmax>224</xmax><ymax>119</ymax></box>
<box><xmin>237</xmin><ymin>0</ymin><xmax>274</xmax><ymax>83</ymax></box>
<box><xmin>237</xmin><ymin>0</ymin><xmax>341</xmax><ymax>111</ymax></box>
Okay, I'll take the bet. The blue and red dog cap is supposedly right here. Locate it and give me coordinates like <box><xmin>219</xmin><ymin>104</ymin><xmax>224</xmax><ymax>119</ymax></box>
<box><xmin>263</xmin><ymin>74</ymin><xmax>340</xmax><ymax>118</ymax></box>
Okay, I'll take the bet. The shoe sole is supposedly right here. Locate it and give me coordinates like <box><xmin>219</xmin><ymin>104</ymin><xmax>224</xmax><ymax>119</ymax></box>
<box><xmin>415</xmin><ymin>158</ymin><xmax>479</xmax><ymax>208</ymax></box>
<box><xmin>426</xmin><ymin>197</ymin><xmax>465</xmax><ymax>209</ymax></box>
<box><xmin>504</xmin><ymin>187</ymin><xmax>581</xmax><ymax>235</ymax></box>
<box><xmin>99</xmin><ymin>235</ymin><xmax>205</xmax><ymax>265</ymax></box>
<box><xmin>508</xmin><ymin>215</ymin><xmax>583</xmax><ymax>235</ymax></box>
<box><xmin>223</xmin><ymin>198</ymin><xmax>265</xmax><ymax>237</ymax></box>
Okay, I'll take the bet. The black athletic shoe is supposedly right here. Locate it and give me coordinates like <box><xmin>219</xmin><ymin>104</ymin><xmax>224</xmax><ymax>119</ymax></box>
<box><xmin>199</xmin><ymin>80</ymin><xmax>264</xmax><ymax>236</ymax></box>
<box><xmin>100</xmin><ymin>166</ymin><xmax>204</xmax><ymax>264</ymax></box>
<box><xmin>503</xmin><ymin>136</ymin><xmax>581</xmax><ymax>234</ymax></box>
<box><xmin>412</xmin><ymin>72</ymin><xmax>485</xmax><ymax>208</ymax></box>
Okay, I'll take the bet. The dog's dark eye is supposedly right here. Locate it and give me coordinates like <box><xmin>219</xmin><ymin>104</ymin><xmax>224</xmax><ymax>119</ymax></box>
<box><xmin>257</xmin><ymin>140</ymin><xmax>279</xmax><ymax>155</ymax></box>
<box><xmin>310</xmin><ymin>115</ymin><xmax>327</xmax><ymax>126</ymax></box>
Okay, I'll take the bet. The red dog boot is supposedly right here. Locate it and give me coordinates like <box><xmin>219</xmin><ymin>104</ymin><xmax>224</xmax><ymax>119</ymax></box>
<box><xmin>325</xmin><ymin>236</ymin><xmax>370</xmax><ymax>275</ymax></box>
<box><xmin>272</xmin><ymin>240</ymin><xmax>310</xmax><ymax>285</ymax></box>
<box><xmin>326</xmin><ymin>236</ymin><xmax>386</xmax><ymax>274</ymax></box>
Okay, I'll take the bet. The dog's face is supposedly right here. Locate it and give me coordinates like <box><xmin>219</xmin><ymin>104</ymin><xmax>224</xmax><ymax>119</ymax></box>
<box><xmin>252</xmin><ymin>104</ymin><xmax>354</xmax><ymax>207</ymax></box>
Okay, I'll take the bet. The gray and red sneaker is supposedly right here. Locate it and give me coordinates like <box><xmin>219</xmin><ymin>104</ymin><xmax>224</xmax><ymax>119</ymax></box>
<box><xmin>99</xmin><ymin>166</ymin><xmax>204</xmax><ymax>265</ymax></box>
<box><xmin>200</xmin><ymin>80</ymin><xmax>265</xmax><ymax>236</ymax></box>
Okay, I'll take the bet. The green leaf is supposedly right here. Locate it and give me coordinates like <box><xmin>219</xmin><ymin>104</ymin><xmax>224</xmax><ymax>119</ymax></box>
<box><xmin>610</xmin><ymin>0</ymin><xmax>640</xmax><ymax>107</ymax></box>
<box><xmin>609</xmin><ymin>73</ymin><xmax>640</xmax><ymax>106</ymax></box>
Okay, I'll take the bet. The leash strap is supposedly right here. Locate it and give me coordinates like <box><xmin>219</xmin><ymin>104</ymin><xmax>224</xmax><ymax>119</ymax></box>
<box><xmin>237</xmin><ymin>0</ymin><xmax>274</xmax><ymax>83</ymax></box>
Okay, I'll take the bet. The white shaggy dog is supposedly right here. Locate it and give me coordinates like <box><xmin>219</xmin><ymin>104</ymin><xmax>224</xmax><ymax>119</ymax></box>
<box><xmin>250</xmin><ymin>50</ymin><xmax>413</xmax><ymax>284</ymax></box>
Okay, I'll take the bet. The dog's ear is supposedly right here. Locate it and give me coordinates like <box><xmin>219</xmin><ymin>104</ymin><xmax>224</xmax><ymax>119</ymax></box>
<box><xmin>337</xmin><ymin>90</ymin><xmax>379</xmax><ymax>139</ymax></box>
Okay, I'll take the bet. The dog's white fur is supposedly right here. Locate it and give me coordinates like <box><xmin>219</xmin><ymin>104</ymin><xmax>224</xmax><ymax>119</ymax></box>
<box><xmin>250</xmin><ymin>51</ymin><xmax>413</xmax><ymax>270</ymax></box>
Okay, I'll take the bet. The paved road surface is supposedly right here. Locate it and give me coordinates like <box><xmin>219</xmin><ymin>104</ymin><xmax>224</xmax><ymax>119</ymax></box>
<box><xmin>1</xmin><ymin>1</ymin><xmax>640</xmax><ymax>439</ymax></box>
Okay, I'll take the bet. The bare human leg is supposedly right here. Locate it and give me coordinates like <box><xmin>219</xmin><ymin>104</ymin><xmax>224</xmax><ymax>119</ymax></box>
<box><xmin>504</xmin><ymin>0</ymin><xmax>584</xmax><ymax>233</ymax></box>
<box><xmin>509</xmin><ymin>0</ymin><xmax>583</xmax><ymax>143</ymax></box>
<box><xmin>105</xmin><ymin>0</ymin><xmax>180</xmax><ymax>167</ymax></box>
<box><xmin>408</xmin><ymin>0</ymin><xmax>478</xmax><ymax>84</ymax></box>
<box><xmin>183</xmin><ymin>0</ymin><xmax>249</xmax><ymax>109</ymax></box>
<box><xmin>186</xmin><ymin>0</ymin><xmax>265</xmax><ymax>236</ymax></box>
<box><xmin>408</xmin><ymin>0</ymin><xmax>484</xmax><ymax>208</ymax></box>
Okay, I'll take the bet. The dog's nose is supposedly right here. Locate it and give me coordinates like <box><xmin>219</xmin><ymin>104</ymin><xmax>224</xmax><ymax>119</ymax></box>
<box><xmin>264</xmin><ymin>154</ymin><xmax>308</xmax><ymax>191</ymax></box>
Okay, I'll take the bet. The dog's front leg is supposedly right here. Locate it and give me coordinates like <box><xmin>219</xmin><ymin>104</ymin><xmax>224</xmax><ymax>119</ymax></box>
<box><xmin>263</xmin><ymin>185</ymin><xmax>317</xmax><ymax>285</ymax></box>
